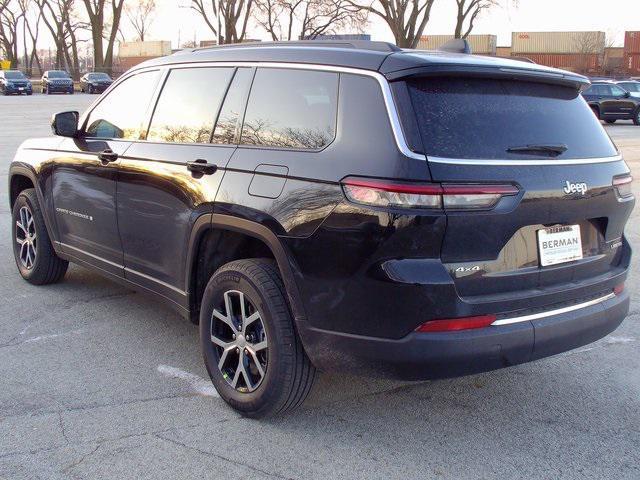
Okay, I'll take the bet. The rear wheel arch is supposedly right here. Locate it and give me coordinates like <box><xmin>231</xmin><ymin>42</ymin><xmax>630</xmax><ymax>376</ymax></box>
<box><xmin>187</xmin><ymin>214</ymin><xmax>306</xmax><ymax>326</ymax></box>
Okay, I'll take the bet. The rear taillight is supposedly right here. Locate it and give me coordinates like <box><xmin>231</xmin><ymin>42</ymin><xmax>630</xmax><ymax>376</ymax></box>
<box><xmin>341</xmin><ymin>177</ymin><xmax>518</xmax><ymax>210</ymax></box>
<box><xmin>415</xmin><ymin>314</ymin><xmax>497</xmax><ymax>332</ymax></box>
<box><xmin>614</xmin><ymin>283</ymin><xmax>625</xmax><ymax>295</ymax></box>
<box><xmin>613</xmin><ymin>175</ymin><xmax>633</xmax><ymax>198</ymax></box>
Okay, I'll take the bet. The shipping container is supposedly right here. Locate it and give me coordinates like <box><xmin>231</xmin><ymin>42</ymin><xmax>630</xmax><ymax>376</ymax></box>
<box><xmin>496</xmin><ymin>46</ymin><xmax>512</xmax><ymax>57</ymax></box>
<box><xmin>118</xmin><ymin>41</ymin><xmax>172</xmax><ymax>58</ymax></box>
<box><xmin>624</xmin><ymin>31</ymin><xmax>640</xmax><ymax>54</ymax></box>
<box><xmin>417</xmin><ymin>34</ymin><xmax>497</xmax><ymax>55</ymax></box>
<box><xmin>625</xmin><ymin>53</ymin><xmax>640</xmax><ymax>75</ymax></box>
<box><xmin>512</xmin><ymin>31</ymin><xmax>605</xmax><ymax>54</ymax></box>
<box><xmin>511</xmin><ymin>53</ymin><xmax>600</xmax><ymax>73</ymax></box>
<box><xmin>115</xmin><ymin>55</ymin><xmax>158</xmax><ymax>71</ymax></box>
<box><xmin>604</xmin><ymin>47</ymin><xmax>625</xmax><ymax>76</ymax></box>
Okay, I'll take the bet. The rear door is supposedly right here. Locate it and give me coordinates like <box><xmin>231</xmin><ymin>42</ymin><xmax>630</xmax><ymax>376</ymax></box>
<box><xmin>398</xmin><ymin>76</ymin><xmax>633</xmax><ymax>307</ymax></box>
<box><xmin>117</xmin><ymin>66</ymin><xmax>245</xmax><ymax>304</ymax></box>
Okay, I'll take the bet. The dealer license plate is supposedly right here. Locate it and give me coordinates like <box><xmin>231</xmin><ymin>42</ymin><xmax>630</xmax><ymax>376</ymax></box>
<box><xmin>537</xmin><ymin>225</ymin><xmax>583</xmax><ymax>267</ymax></box>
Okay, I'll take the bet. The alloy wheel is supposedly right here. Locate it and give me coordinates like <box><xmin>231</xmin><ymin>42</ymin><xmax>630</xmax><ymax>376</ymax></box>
<box><xmin>15</xmin><ymin>205</ymin><xmax>36</xmax><ymax>269</ymax></box>
<box><xmin>210</xmin><ymin>290</ymin><xmax>268</xmax><ymax>393</ymax></box>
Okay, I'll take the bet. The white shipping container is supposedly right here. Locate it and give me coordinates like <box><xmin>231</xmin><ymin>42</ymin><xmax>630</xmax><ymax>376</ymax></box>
<box><xmin>118</xmin><ymin>41</ymin><xmax>172</xmax><ymax>58</ymax></box>
<box><xmin>417</xmin><ymin>35</ymin><xmax>497</xmax><ymax>55</ymax></box>
<box><xmin>512</xmin><ymin>31</ymin><xmax>605</xmax><ymax>54</ymax></box>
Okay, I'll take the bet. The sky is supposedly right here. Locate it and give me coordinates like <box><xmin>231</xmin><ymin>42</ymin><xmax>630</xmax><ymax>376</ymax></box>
<box><xmin>137</xmin><ymin>0</ymin><xmax>638</xmax><ymax>49</ymax></box>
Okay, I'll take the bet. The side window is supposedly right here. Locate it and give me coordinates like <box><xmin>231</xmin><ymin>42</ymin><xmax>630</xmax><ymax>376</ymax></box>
<box><xmin>147</xmin><ymin>67</ymin><xmax>234</xmax><ymax>143</ymax></box>
<box><xmin>240</xmin><ymin>68</ymin><xmax>338</xmax><ymax>150</ymax></box>
<box><xmin>211</xmin><ymin>68</ymin><xmax>253</xmax><ymax>145</ymax></box>
<box><xmin>610</xmin><ymin>85</ymin><xmax>626</xmax><ymax>97</ymax></box>
<box><xmin>84</xmin><ymin>70</ymin><xmax>160</xmax><ymax>140</ymax></box>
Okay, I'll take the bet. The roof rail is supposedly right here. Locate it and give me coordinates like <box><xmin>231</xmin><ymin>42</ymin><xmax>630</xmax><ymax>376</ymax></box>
<box><xmin>189</xmin><ymin>40</ymin><xmax>402</xmax><ymax>54</ymax></box>
<box><xmin>437</xmin><ymin>38</ymin><xmax>472</xmax><ymax>54</ymax></box>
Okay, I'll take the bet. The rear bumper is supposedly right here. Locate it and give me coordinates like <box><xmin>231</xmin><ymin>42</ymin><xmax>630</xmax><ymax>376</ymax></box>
<box><xmin>301</xmin><ymin>290</ymin><xmax>629</xmax><ymax>380</ymax></box>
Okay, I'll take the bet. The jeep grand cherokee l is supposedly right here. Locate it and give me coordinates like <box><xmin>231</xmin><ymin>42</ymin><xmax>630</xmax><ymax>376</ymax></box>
<box><xmin>41</xmin><ymin>70</ymin><xmax>74</xmax><ymax>94</ymax></box>
<box><xmin>8</xmin><ymin>41</ymin><xmax>634</xmax><ymax>417</ymax></box>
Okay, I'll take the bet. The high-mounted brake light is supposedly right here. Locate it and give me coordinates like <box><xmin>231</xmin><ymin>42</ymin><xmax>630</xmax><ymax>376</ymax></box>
<box><xmin>341</xmin><ymin>177</ymin><xmax>518</xmax><ymax>210</ymax></box>
<box><xmin>415</xmin><ymin>314</ymin><xmax>497</xmax><ymax>332</ymax></box>
<box><xmin>613</xmin><ymin>175</ymin><xmax>633</xmax><ymax>198</ymax></box>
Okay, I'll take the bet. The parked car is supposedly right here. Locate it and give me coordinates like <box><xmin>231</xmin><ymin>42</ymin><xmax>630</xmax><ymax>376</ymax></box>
<box><xmin>80</xmin><ymin>72</ymin><xmax>113</xmax><ymax>94</ymax></box>
<box><xmin>9</xmin><ymin>41</ymin><xmax>634</xmax><ymax>417</ymax></box>
<box><xmin>0</xmin><ymin>70</ymin><xmax>32</xmax><ymax>95</ymax></box>
<box><xmin>41</xmin><ymin>70</ymin><xmax>74</xmax><ymax>94</ymax></box>
<box><xmin>615</xmin><ymin>80</ymin><xmax>640</xmax><ymax>98</ymax></box>
<box><xmin>581</xmin><ymin>81</ymin><xmax>640</xmax><ymax>124</ymax></box>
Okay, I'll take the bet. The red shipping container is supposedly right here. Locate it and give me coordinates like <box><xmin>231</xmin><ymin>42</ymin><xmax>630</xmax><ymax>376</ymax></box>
<box><xmin>624</xmin><ymin>31</ymin><xmax>640</xmax><ymax>55</ymax></box>
<box><xmin>625</xmin><ymin>53</ymin><xmax>640</xmax><ymax>75</ymax></box>
<box><xmin>511</xmin><ymin>53</ymin><xmax>600</xmax><ymax>73</ymax></box>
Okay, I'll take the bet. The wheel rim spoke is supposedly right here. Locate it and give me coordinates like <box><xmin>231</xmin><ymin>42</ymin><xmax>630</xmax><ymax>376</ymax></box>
<box><xmin>15</xmin><ymin>206</ymin><xmax>36</xmax><ymax>270</ymax></box>
<box><xmin>210</xmin><ymin>289</ymin><xmax>268</xmax><ymax>393</ymax></box>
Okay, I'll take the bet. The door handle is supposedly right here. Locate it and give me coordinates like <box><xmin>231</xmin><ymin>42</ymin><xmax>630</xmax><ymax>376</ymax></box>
<box><xmin>98</xmin><ymin>149</ymin><xmax>118</xmax><ymax>163</ymax></box>
<box><xmin>187</xmin><ymin>159</ymin><xmax>217</xmax><ymax>175</ymax></box>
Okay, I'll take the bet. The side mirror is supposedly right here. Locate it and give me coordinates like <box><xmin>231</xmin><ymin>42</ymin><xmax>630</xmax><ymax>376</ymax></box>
<box><xmin>623</xmin><ymin>91</ymin><xmax>631</xmax><ymax>98</ymax></box>
<box><xmin>51</xmin><ymin>111</ymin><xmax>79</xmax><ymax>137</ymax></box>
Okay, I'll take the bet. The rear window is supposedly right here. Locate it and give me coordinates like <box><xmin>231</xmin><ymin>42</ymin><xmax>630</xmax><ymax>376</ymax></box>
<box><xmin>405</xmin><ymin>77</ymin><xmax>617</xmax><ymax>160</ymax></box>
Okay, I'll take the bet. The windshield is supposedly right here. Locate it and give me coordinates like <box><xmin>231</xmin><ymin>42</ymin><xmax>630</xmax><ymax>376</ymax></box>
<box><xmin>619</xmin><ymin>82</ymin><xmax>640</xmax><ymax>93</ymax></box>
<box><xmin>5</xmin><ymin>71</ymin><xmax>26</xmax><ymax>80</ymax></box>
<box><xmin>48</xmin><ymin>71</ymin><xmax>70</xmax><ymax>78</ymax></box>
<box><xmin>89</xmin><ymin>73</ymin><xmax>110</xmax><ymax>80</ymax></box>
<box><xmin>404</xmin><ymin>77</ymin><xmax>617</xmax><ymax>160</ymax></box>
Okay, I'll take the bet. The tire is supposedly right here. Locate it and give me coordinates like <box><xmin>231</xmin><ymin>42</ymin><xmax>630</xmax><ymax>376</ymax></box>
<box><xmin>27</xmin><ymin>91</ymin><xmax>32</xmax><ymax>96</ymax></box>
<box><xmin>12</xmin><ymin>189</ymin><xmax>68</xmax><ymax>285</ymax></box>
<box><xmin>88</xmin><ymin>85</ymin><xmax>93</xmax><ymax>94</ymax></box>
<box><xmin>605</xmin><ymin>119</ymin><xmax>616</xmax><ymax>124</ymax></box>
<box><xmin>200</xmin><ymin>258</ymin><xmax>315</xmax><ymax>417</ymax></box>
<box><xmin>634</xmin><ymin>108</ymin><xmax>640</xmax><ymax>126</ymax></box>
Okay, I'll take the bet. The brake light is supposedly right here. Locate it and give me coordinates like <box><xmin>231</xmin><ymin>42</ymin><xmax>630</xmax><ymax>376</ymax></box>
<box><xmin>341</xmin><ymin>177</ymin><xmax>518</xmax><ymax>210</ymax></box>
<box><xmin>613</xmin><ymin>175</ymin><xmax>633</xmax><ymax>198</ymax></box>
<box><xmin>614</xmin><ymin>283</ymin><xmax>625</xmax><ymax>295</ymax></box>
<box><xmin>415</xmin><ymin>314</ymin><xmax>497</xmax><ymax>332</ymax></box>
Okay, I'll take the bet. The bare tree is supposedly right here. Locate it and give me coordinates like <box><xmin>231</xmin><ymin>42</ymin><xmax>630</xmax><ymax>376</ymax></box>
<box><xmin>126</xmin><ymin>0</ymin><xmax>155</xmax><ymax>41</ymax></box>
<box><xmin>191</xmin><ymin>0</ymin><xmax>253</xmax><ymax>44</ymax></box>
<box><xmin>572</xmin><ymin>31</ymin><xmax>605</xmax><ymax>74</ymax></box>
<box><xmin>0</xmin><ymin>0</ymin><xmax>23</xmax><ymax>67</ymax></box>
<box><xmin>81</xmin><ymin>0</ymin><xmax>124</xmax><ymax>74</ymax></box>
<box><xmin>254</xmin><ymin>0</ymin><xmax>365</xmax><ymax>41</ymax></box>
<box><xmin>18</xmin><ymin>0</ymin><xmax>43</xmax><ymax>75</ymax></box>
<box><xmin>346</xmin><ymin>0</ymin><xmax>435</xmax><ymax>48</ymax></box>
<box><xmin>453</xmin><ymin>0</ymin><xmax>497</xmax><ymax>39</ymax></box>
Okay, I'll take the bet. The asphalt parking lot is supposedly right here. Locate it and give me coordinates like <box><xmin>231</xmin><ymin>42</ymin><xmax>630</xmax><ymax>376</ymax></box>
<box><xmin>0</xmin><ymin>93</ymin><xmax>639</xmax><ymax>480</ymax></box>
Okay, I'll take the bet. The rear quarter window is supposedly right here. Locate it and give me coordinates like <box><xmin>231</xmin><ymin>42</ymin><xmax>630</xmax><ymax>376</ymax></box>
<box><xmin>240</xmin><ymin>68</ymin><xmax>338</xmax><ymax>150</ymax></box>
<box><xmin>404</xmin><ymin>77</ymin><xmax>618</xmax><ymax>160</ymax></box>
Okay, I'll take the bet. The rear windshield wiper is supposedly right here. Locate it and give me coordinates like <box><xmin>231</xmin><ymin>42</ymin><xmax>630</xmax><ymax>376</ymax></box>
<box><xmin>506</xmin><ymin>144</ymin><xmax>568</xmax><ymax>156</ymax></box>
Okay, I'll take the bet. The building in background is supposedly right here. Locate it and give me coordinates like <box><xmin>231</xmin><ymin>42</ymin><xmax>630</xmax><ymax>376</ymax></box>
<box><xmin>115</xmin><ymin>40</ymin><xmax>172</xmax><ymax>74</ymax></box>
<box><xmin>511</xmin><ymin>31</ymin><xmax>605</xmax><ymax>74</ymax></box>
<box><xmin>417</xmin><ymin>34</ymin><xmax>497</xmax><ymax>55</ymax></box>
<box><xmin>624</xmin><ymin>31</ymin><xmax>640</xmax><ymax>77</ymax></box>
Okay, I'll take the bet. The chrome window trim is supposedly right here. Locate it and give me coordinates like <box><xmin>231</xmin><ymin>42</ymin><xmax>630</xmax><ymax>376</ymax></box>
<box><xmin>427</xmin><ymin>155</ymin><xmax>623</xmax><ymax>166</ymax></box>
<box><xmin>491</xmin><ymin>292</ymin><xmax>616</xmax><ymax>326</ymax></box>
<box><xmin>115</xmin><ymin>61</ymin><xmax>426</xmax><ymax>160</ymax></box>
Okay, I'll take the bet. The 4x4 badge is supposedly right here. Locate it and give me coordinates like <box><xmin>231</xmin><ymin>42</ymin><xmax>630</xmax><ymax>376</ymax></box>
<box><xmin>563</xmin><ymin>181</ymin><xmax>588</xmax><ymax>195</ymax></box>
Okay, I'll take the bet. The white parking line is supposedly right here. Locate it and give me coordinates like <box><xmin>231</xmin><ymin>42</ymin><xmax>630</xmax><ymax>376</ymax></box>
<box><xmin>157</xmin><ymin>364</ymin><xmax>219</xmax><ymax>397</ymax></box>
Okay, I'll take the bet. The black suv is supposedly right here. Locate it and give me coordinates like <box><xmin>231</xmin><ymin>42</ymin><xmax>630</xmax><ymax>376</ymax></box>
<box><xmin>79</xmin><ymin>72</ymin><xmax>114</xmax><ymax>94</ymax></box>
<box><xmin>41</xmin><ymin>70</ymin><xmax>74</xmax><ymax>94</ymax></box>
<box><xmin>9</xmin><ymin>41</ymin><xmax>634</xmax><ymax>417</ymax></box>
<box><xmin>582</xmin><ymin>81</ymin><xmax>640</xmax><ymax>124</ymax></box>
<box><xmin>0</xmin><ymin>70</ymin><xmax>33</xmax><ymax>95</ymax></box>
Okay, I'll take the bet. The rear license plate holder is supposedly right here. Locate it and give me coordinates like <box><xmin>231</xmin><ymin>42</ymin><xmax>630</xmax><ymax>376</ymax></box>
<box><xmin>537</xmin><ymin>225</ymin><xmax>583</xmax><ymax>267</ymax></box>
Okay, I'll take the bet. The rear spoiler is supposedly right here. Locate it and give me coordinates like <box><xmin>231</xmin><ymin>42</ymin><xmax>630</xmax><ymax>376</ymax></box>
<box><xmin>385</xmin><ymin>64</ymin><xmax>590</xmax><ymax>91</ymax></box>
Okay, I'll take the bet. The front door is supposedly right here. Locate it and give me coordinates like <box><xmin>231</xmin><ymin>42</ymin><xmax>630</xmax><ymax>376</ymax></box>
<box><xmin>52</xmin><ymin>69</ymin><xmax>162</xmax><ymax>276</ymax></box>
